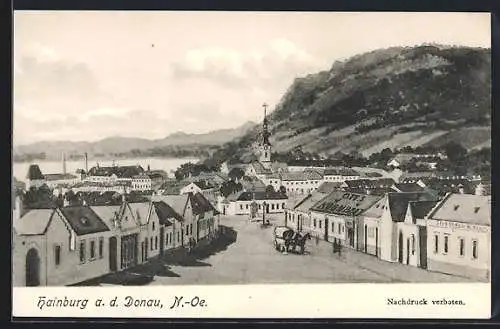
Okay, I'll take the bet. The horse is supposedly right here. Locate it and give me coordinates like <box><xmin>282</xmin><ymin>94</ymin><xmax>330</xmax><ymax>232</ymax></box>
<box><xmin>287</xmin><ymin>232</ymin><xmax>312</xmax><ymax>254</ymax></box>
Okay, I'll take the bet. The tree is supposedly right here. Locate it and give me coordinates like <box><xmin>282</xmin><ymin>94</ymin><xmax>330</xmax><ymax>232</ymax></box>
<box><xmin>444</xmin><ymin>142</ymin><xmax>467</xmax><ymax>162</ymax></box>
<box><xmin>265</xmin><ymin>185</ymin><xmax>275</xmax><ymax>194</ymax></box>
<box><xmin>228</xmin><ymin>168</ymin><xmax>245</xmax><ymax>181</ymax></box>
<box><xmin>279</xmin><ymin>185</ymin><xmax>287</xmax><ymax>195</ymax></box>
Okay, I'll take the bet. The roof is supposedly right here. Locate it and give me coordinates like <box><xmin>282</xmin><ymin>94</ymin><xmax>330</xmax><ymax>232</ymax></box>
<box><xmin>127</xmin><ymin>202</ymin><xmax>151</xmax><ymax>225</ymax></box>
<box><xmin>192</xmin><ymin>181</ymin><xmax>216</xmax><ymax>190</ymax></box>
<box><xmin>324</xmin><ymin>167</ymin><xmax>360</xmax><ymax>176</ymax></box>
<box><xmin>190</xmin><ymin>192</ymin><xmax>219</xmax><ymax>215</ymax></box>
<box><xmin>152</xmin><ymin>201</ymin><xmax>182</xmax><ymax>226</ymax></box>
<box><xmin>151</xmin><ymin>195</ymin><xmax>189</xmax><ymax>219</ymax></box>
<box><xmin>89</xmin><ymin>205</ymin><xmax>122</xmax><ymax>229</ymax></box>
<box><xmin>146</xmin><ymin>172</ymin><xmax>164</xmax><ymax>180</ymax></box>
<box><xmin>428</xmin><ymin>194</ymin><xmax>491</xmax><ymax>226</ymax></box>
<box><xmin>159</xmin><ymin>180</ymin><xmax>184</xmax><ymax>195</ymax></box>
<box><xmin>14</xmin><ymin>209</ymin><xmax>55</xmax><ymax>235</ymax></box>
<box><xmin>400</xmin><ymin>171</ymin><xmax>437</xmax><ymax>182</ymax></box>
<box><xmin>26</xmin><ymin>164</ymin><xmax>44</xmax><ymax>180</ymax></box>
<box><xmin>281</xmin><ymin>171</ymin><xmax>323</xmax><ymax>181</ymax></box>
<box><xmin>343</xmin><ymin>178</ymin><xmax>396</xmax><ymax>189</ymax></box>
<box><xmin>295</xmin><ymin>191</ymin><xmax>331</xmax><ymax>213</ymax></box>
<box><xmin>409</xmin><ymin>200</ymin><xmax>439</xmax><ymax>220</ymax></box>
<box><xmin>44</xmin><ymin>173</ymin><xmax>78</xmax><ymax>181</ymax></box>
<box><xmin>87</xmin><ymin>165</ymin><xmax>144</xmax><ymax>178</ymax></box>
<box><xmin>59</xmin><ymin>206</ymin><xmax>110</xmax><ymax>235</ymax></box>
<box><xmin>251</xmin><ymin>161</ymin><xmax>272</xmax><ymax>175</ymax></box>
<box><xmin>317</xmin><ymin>182</ymin><xmax>342</xmax><ymax>194</ymax></box>
<box><xmin>236</xmin><ymin>191</ymin><xmax>288</xmax><ymax>201</ymax></box>
<box><xmin>387</xmin><ymin>192</ymin><xmax>437</xmax><ymax>222</ymax></box>
<box><xmin>392</xmin><ymin>183</ymin><xmax>425</xmax><ymax>193</ymax></box>
<box><xmin>310</xmin><ymin>191</ymin><xmax>382</xmax><ymax>216</ymax></box>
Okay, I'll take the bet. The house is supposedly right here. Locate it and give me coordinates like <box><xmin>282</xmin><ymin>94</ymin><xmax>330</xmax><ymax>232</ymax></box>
<box><xmin>425</xmin><ymin>193</ymin><xmax>491</xmax><ymax>280</ymax></box>
<box><xmin>131</xmin><ymin>173</ymin><xmax>152</xmax><ymax>191</ymax></box>
<box><xmin>180</xmin><ymin>180</ymin><xmax>219</xmax><ymax>205</ymax></box>
<box><xmin>309</xmin><ymin>191</ymin><xmax>382</xmax><ymax>246</ymax></box>
<box><xmin>86</xmin><ymin>165</ymin><xmax>144</xmax><ymax>184</ymax></box>
<box><xmin>285</xmin><ymin>190</ymin><xmax>332</xmax><ymax>233</ymax></box>
<box><xmin>90</xmin><ymin>201</ymin><xmax>143</xmax><ymax>272</ymax></box>
<box><xmin>13</xmin><ymin>198</ymin><xmax>112</xmax><ymax>286</ymax></box>
<box><xmin>417</xmin><ymin>178</ymin><xmax>476</xmax><ymax>197</ymax></box>
<box><xmin>152</xmin><ymin>201</ymin><xmax>184</xmax><ymax>252</ymax></box>
<box><xmin>245</xmin><ymin>161</ymin><xmax>272</xmax><ymax>180</ymax></box>
<box><xmin>189</xmin><ymin>192</ymin><xmax>220</xmax><ymax>244</ymax></box>
<box><xmin>157</xmin><ymin>179</ymin><xmax>184</xmax><ymax>195</ymax></box>
<box><xmin>280</xmin><ymin>171</ymin><xmax>324</xmax><ymax>195</ymax></box>
<box><xmin>396</xmin><ymin>200</ymin><xmax>439</xmax><ymax>268</ymax></box>
<box><xmin>44</xmin><ymin>173</ymin><xmax>81</xmax><ymax>189</ymax></box>
<box><xmin>363</xmin><ymin>192</ymin><xmax>437</xmax><ymax>263</ymax></box>
<box><xmin>387</xmin><ymin>153</ymin><xmax>447</xmax><ymax>168</ymax></box>
<box><xmin>323</xmin><ymin>167</ymin><xmax>360</xmax><ymax>183</ymax></box>
<box><xmin>261</xmin><ymin>173</ymin><xmax>282</xmax><ymax>191</ymax></box>
<box><xmin>230</xmin><ymin>191</ymin><xmax>288</xmax><ymax>216</ymax></box>
<box><xmin>240</xmin><ymin>176</ymin><xmax>267</xmax><ymax>193</ymax></box>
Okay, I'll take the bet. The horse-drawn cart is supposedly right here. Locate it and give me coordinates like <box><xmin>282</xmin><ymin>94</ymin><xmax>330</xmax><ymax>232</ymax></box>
<box><xmin>273</xmin><ymin>226</ymin><xmax>311</xmax><ymax>254</ymax></box>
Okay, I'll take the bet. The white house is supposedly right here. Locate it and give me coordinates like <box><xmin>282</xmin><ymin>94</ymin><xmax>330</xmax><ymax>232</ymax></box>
<box><xmin>323</xmin><ymin>167</ymin><xmax>360</xmax><ymax>183</ymax></box>
<box><xmin>131</xmin><ymin>174</ymin><xmax>152</xmax><ymax>191</ymax></box>
<box><xmin>425</xmin><ymin>193</ymin><xmax>491</xmax><ymax>281</ymax></box>
<box><xmin>230</xmin><ymin>191</ymin><xmax>288</xmax><ymax>216</ymax></box>
<box><xmin>13</xmin><ymin>199</ymin><xmax>113</xmax><ymax>287</ymax></box>
<box><xmin>281</xmin><ymin>171</ymin><xmax>324</xmax><ymax>195</ymax></box>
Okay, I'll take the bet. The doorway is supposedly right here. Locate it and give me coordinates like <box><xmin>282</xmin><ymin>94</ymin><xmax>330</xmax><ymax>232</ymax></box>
<box><xmin>419</xmin><ymin>226</ymin><xmax>428</xmax><ymax>269</ymax></box>
<box><xmin>406</xmin><ymin>238</ymin><xmax>410</xmax><ymax>265</ymax></box>
<box><xmin>25</xmin><ymin>248</ymin><xmax>40</xmax><ymax>287</ymax></box>
<box><xmin>347</xmin><ymin>228</ymin><xmax>355</xmax><ymax>248</ymax></box>
<box><xmin>109</xmin><ymin>237</ymin><xmax>117</xmax><ymax>272</ymax></box>
<box><xmin>375</xmin><ymin>228</ymin><xmax>379</xmax><ymax>257</ymax></box>
<box><xmin>398</xmin><ymin>231</ymin><xmax>403</xmax><ymax>263</ymax></box>
<box><xmin>324</xmin><ymin>217</ymin><xmax>329</xmax><ymax>242</ymax></box>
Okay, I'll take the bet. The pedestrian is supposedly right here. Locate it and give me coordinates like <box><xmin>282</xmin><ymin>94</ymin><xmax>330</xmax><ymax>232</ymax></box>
<box><xmin>315</xmin><ymin>234</ymin><xmax>319</xmax><ymax>246</ymax></box>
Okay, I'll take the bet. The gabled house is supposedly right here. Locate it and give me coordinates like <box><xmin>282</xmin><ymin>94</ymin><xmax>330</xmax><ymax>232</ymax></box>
<box><xmin>425</xmin><ymin>193</ymin><xmax>491</xmax><ymax>280</ymax></box>
<box><xmin>13</xmin><ymin>199</ymin><xmax>113</xmax><ymax>287</ymax></box>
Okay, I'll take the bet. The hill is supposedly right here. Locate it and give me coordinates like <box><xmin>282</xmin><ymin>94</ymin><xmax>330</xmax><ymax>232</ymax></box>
<box><xmin>215</xmin><ymin>44</ymin><xmax>491</xmax><ymax>162</ymax></box>
<box><xmin>13</xmin><ymin>121</ymin><xmax>257</xmax><ymax>162</ymax></box>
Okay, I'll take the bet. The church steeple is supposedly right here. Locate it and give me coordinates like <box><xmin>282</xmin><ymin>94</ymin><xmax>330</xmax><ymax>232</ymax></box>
<box><xmin>259</xmin><ymin>103</ymin><xmax>271</xmax><ymax>165</ymax></box>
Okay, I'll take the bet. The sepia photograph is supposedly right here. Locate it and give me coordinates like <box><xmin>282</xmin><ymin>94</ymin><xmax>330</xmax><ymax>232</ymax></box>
<box><xmin>11</xmin><ymin>10</ymin><xmax>492</xmax><ymax>318</ymax></box>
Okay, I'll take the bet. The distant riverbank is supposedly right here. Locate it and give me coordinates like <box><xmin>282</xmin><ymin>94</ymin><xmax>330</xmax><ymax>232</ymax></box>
<box><xmin>12</xmin><ymin>157</ymin><xmax>199</xmax><ymax>183</ymax></box>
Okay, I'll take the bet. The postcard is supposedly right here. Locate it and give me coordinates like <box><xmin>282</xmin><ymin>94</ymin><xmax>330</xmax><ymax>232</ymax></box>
<box><xmin>12</xmin><ymin>11</ymin><xmax>491</xmax><ymax>319</ymax></box>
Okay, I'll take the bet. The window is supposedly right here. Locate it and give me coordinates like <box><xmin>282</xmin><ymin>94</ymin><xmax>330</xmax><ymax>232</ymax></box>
<box><xmin>472</xmin><ymin>240</ymin><xmax>478</xmax><ymax>259</ymax></box>
<box><xmin>90</xmin><ymin>240</ymin><xmax>96</xmax><ymax>259</ymax></box>
<box><xmin>319</xmin><ymin>220</ymin><xmax>322</xmax><ymax>229</ymax></box>
<box><xmin>444</xmin><ymin>236</ymin><xmax>449</xmax><ymax>254</ymax></box>
<box><xmin>150</xmin><ymin>237</ymin><xmax>153</xmax><ymax>250</ymax></box>
<box><xmin>271</xmin><ymin>204</ymin><xmax>275</xmax><ymax>210</ymax></box>
<box><xmin>240</xmin><ymin>204</ymin><xmax>243</xmax><ymax>210</ymax></box>
<box><xmin>313</xmin><ymin>219</ymin><xmax>317</xmax><ymax>228</ymax></box>
<box><xmin>152</xmin><ymin>222</ymin><xmax>155</xmax><ymax>231</ymax></box>
<box><xmin>245</xmin><ymin>204</ymin><xmax>249</xmax><ymax>210</ymax></box>
<box><xmin>155</xmin><ymin>236</ymin><xmax>158</xmax><ymax>250</ymax></box>
<box><xmin>177</xmin><ymin>232</ymin><xmax>180</xmax><ymax>242</ymax></box>
<box><xmin>434</xmin><ymin>235</ymin><xmax>439</xmax><ymax>254</ymax></box>
<box><xmin>338</xmin><ymin>223</ymin><xmax>341</xmax><ymax>234</ymax></box>
<box><xmin>79</xmin><ymin>240</ymin><xmax>86</xmax><ymax>263</ymax></box>
<box><xmin>459</xmin><ymin>238</ymin><xmax>465</xmax><ymax>256</ymax></box>
<box><xmin>54</xmin><ymin>245</ymin><xmax>61</xmax><ymax>266</ymax></box>
<box><xmin>331</xmin><ymin>222</ymin><xmax>335</xmax><ymax>233</ymax></box>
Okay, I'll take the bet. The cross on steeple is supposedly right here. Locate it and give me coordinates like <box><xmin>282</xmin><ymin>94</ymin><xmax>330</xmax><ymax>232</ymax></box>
<box><xmin>262</xmin><ymin>103</ymin><xmax>268</xmax><ymax>119</ymax></box>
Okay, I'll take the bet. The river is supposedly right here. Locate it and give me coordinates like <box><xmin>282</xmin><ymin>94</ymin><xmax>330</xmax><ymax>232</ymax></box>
<box><xmin>12</xmin><ymin>157</ymin><xmax>199</xmax><ymax>183</ymax></box>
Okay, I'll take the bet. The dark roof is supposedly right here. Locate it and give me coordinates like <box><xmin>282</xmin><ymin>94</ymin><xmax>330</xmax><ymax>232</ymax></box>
<box><xmin>59</xmin><ymin>206</ymin><xmax>110</xmax><ymax>235</ymax></box>
<box><xmin>392</xmin><ymin>183</ymin><xmax>425</xmax><ymax>193</ymax></box>
<box><xmin>237</xmin><ymin>191</ymin><xmax>288</xmax><ymax>201</ymax></box>
<box><xmin>409</xmin><ymin>200</ymin><xmax>439</xmax><ymax>220</ymax></box>
<box><xmin>152</xmin><ymin>201</ymin><xmax>182</xmax><ymax>226</ymax></box>
<box><xmin>310</xmin><ymin>191</ymin><xmax>381</xmax><ymax>216</ymax></box>
<box><xmin>88</xmin><ymin>165</ymin><xmax>144</xmax><ymax>178</ymax></box>
<box><xmin>343</xmin><ymin>178</ymin><xmax>396</xmax><ymax>189</ymax></box>
<box><xmin>387</xmin><ymin>192</ymin><xmax>437</xmax><ymax>222</ymax></box>
<box><xmin>228</xmin><ymin>167</ymin><xmax>245</xmax><ymax>179</ymax></box>
<box><xmin>44</xmin><ymin>173</ymin><xmax>78</xmax><ymax>181</ymax></box>
<box><xmin>190</xmin><ymin>192</ymin><xmax>219</xmax><ymax>215</ymax></box>
<box><xmin>27</xmin><ymin>164</ymin><xmax>44</xmax><ymax>180</ymax></box>
<box><xmin>324</xmin><ymin>167</ymin><xmax>360</xmax><ymax>176</ymax></box>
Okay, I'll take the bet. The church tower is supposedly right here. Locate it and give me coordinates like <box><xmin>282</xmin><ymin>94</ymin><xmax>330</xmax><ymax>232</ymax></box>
<box><xmin>259</xmin><ymin>103</ymin><xmax>272</xmax><ymax>167</ymax></box>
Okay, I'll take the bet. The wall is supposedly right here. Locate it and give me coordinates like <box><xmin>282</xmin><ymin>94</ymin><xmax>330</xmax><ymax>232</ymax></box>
<box><xmin>426</xmin><ymin>219</ymin><xmax>490</xmax><ymax>280</ymax></box>
<box><xmin>45</xmin><ymin>211</ymin><xmax>112</xmax><ymax>286</ymax></box>
<box><xmin>12</xmin><ymin>234</ymin><xmax>47</xmax><ymax>287</ymax></box>
<box><xmin>396</xmin><ymin>221</ymin><xmax>421</xmax><ymax>267</ymax></box>
<box><xmin>233</xmin><ymin>200</ymin><xmax>287</xmax><ymax>215</ymax></box>
<box><xmin>361</xmin><ymin>216</ymin><xmax>380</xmax><ymax>256</ymax></box>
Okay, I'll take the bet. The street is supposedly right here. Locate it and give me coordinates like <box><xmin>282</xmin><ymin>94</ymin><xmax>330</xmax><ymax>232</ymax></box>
<box><xmin>85</xmin><ymin>214</ymin><xmax>473</xmax><ymax>286</ymax></box>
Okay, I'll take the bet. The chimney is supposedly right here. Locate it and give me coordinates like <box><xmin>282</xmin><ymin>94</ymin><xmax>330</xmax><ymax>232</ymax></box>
<box><xmin>84</xmin><ymin>153</ymin><xmax>88</xmax><ymax>173</ymax></box>
<box><xmin>62</xmin><ymin>152</ymin><xmax>67</xmax><ymax>175</ymax></box>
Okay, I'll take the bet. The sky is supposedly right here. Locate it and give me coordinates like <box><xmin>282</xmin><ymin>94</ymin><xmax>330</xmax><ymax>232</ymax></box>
<box><xmin>13</xmin><ymin>11</ymin><xmax>491</xmax><ymax>145</ymax></box>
